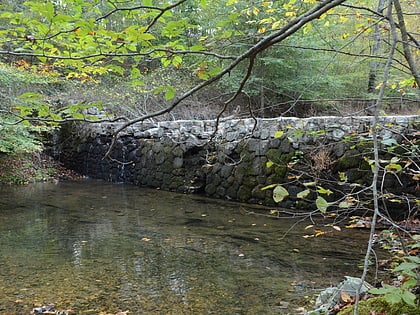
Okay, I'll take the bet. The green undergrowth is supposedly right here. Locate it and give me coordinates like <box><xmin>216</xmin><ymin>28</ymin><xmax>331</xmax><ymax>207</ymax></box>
<box><xmin>337</xmin><ymin>297</ymin><xmax>419</xmax><ymax>315</ymax></box>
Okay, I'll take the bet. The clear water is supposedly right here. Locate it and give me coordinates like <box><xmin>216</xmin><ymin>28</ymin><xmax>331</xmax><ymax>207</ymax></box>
<box><xmin>0</xmin><ymin>180</ymin><xmax>372</xmax><ymax>314</ymax></box>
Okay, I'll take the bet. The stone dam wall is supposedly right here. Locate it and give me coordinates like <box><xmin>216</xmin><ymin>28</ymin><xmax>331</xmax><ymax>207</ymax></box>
<box><xmin>58</xmin><ymin>115</ymin><xmax>420</xmax><ymax>212</ymax></box>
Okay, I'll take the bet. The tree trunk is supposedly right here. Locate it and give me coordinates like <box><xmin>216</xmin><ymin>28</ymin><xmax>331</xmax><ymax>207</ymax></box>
<box><xmin>367</xmin><ymin>0</ymin><xmax>386</xmax><ymax>94</ymax></box>
<box><xmin>393</xmin><ymin>0</ymin><xmax>420</xmax><ymax>90</ymax></box>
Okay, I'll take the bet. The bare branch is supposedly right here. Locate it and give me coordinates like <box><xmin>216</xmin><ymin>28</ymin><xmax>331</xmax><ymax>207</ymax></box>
<box><xmin>0</xmin><ymin>48</ymin><xmax>235</xmax><ymax>61</ymax></box>
<box><xmin>103</xmin><ymin>0</ymin><xmax>348</xmax><ymax>158</ymax></box>
<box><xmin>0</xmin><ymin>109</ymin><xmax>128</xmax><ymax>125</ymax></box>
<box><xmin>212</xmin><ymin>55</ymin><xmax>257</xmax><ymax>139</ymax></box>
<box><xmin>355</xmin><ymin>0</ymin><xmax>398</xmax><ymax>313</ymax></box>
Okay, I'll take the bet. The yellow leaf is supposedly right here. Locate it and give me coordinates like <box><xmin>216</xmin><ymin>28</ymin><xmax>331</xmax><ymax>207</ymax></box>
<box><xmin>314</xmin><ymin>230</ymin><xmax>326</xmax><ymax>237</ymax></box>
<box><xmin>258</xmin><ymin>27</ymin><xmax>266</xmax><ymax>34</ymax></box>
<box><xmin>271</xmin><ymin>20</ymin><xmax>282</xmax><ymax>29</ymax></box>
<box><xmin>274</xmin><ymin>130</ymin><xmax>284</xmax><ymax>138</ymax></box>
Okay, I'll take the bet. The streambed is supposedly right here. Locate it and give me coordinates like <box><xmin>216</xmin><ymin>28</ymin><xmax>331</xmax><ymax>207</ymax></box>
<box><xmin>0</xmin><ymin>180</ymin><xmax>374</xmax><ymax>314</ymax></box>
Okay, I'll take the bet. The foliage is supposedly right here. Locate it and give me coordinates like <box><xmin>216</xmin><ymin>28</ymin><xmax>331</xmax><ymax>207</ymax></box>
<box><xmin>262</xmin><ymin>122</ymin><xmax>419</xmax><ymax>214</ymax></box>
<box><xmin>336</xmin><ymin>297</ymin><xmax>419</xmax><ymax>315</ymax></box>
<box><xmin>0</xmin><ymin>0</ymin><xmax>418</xmax><ymax>126</ymax></box>
<box><xmin>369</xmin><ymin>233</ymin><xmax>420</xmax><ymax>307</ymax></box>
<box><xmin>0</xmin><ymin>122</ymin><xmax>42</xmax><ymax>154</ymax></box>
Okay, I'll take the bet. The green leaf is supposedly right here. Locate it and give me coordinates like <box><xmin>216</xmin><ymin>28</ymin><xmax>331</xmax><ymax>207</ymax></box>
<box><xmin>338</xmin><ymin>201</ymin><xmax>351</xmax><ymax>208</ymax></box>
<box><xmin>297</xmin><ymin>189</ymin><xmax>310</xmax><ymax>199</ymax></box>
<box><xmin>385</xmin><ymin>163</ymin><xmax>402</xmax><ymax>173</ymax></box>
<box><xmin>406</xmin><ymin>255</ymin><xmax>420</xmax><ymax>263</ymax></box>
<box><xmin>131</xmin><ymin>67</ymin><xmax>141</xmax><ymax>79</ymax></box>
<box><xmin>261</xmin><ymin>183</ymin><xmax>279</xmax><ymax>191</ymax></box>
<box><xmin>172</xmin><ymin>55</ymin><xmax>182</xmax><ymax>68</ymax></box>
<box><xmin>164</xmin><ymin>87</ymin><xmax>176</xmax><ymax>100</ymax></box>
<box><xmin>385</xmin><ymin>292</ymin><xmax>402</xmax><ymax>304</ymax></box>
<box><xmin>394</xmin><ymin>262</ymin><xmax>418</xmax><ymax>277</ymax></box>
<box><xmin>18</xmin><ymin>92</ymin><xmax>42</xmax><ymax>101</ymax></box>
<box><xmin>136</xmin><ymin>32</ymin><xmax>156</xmax><ymax>41</ymax></box>
<box><xmin>369</xmin><ymin>285</ymin><xmax>397</xmax><ymax>295</ymax></box>
<box><xmin>273</xmin><ymin>185</ymin><xmax>289</xmax><ymax>203</ymax></box>
<box><xmin>266</xmin><ymin>160</ymin><xmax>274</xmax><ymax>168</ymax></box>
<box><xmin>401</xmin><ymin>290</ymin><xmax>417</xmax><ymax>307</ymax></box>
<box><xmin>72</xmin><ymin>113</ymin><xmax>85</xmax><ymax>119</ymax></box>
<box><xmin>316</xmin><ymin>186</ymin><xmax>333</xmax><ymax>196</ymax></box>
<box><xmin>316</xmin><ymin>196</ymin><xmax>329</xmax><ymax>213</ymax></box>
<box><xmin>401</xmin><ymin>278</ymin><xmax>417</xmax><ymax>289</ymax></box>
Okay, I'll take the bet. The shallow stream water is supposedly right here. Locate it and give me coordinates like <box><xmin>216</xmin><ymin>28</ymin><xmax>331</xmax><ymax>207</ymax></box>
<box><xmin>0</xmin><ymin>180</ymin><xmax>373</xmax><ymax>314</ymax></box>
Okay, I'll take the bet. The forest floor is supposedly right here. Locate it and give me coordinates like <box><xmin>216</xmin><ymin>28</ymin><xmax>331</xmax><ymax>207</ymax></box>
<box><xmin>0</xmin><ymin>152</ymin><xmax>81</xmax><ymax>185</ymax></box>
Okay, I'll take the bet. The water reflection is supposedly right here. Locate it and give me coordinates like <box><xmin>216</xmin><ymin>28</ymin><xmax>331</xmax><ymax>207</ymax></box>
<box><xmin>0</xmin><ymin>180</ymin><xmax>372</xmax><ymax>314</ymax></box>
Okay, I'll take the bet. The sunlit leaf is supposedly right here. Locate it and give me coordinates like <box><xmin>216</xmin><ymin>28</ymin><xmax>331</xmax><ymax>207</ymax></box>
<box><xmin>273</xmin><ymin>185</ymin><xmax>289</xmax><ymax>203</ymax></box>
<box><xmin>314</xmin><ymin>229</ymin><xmax>326</xmax><ymax>237</ymax></box>
<box><xmin>316</xmin><ymin>196</ymin><xmax>329</xmax><ymax>213</ymax></box>
<box><xmin>316</xmin><ymin>186</ymin><xmax>333</xmax><ymax>196</ymax></box>
<box><xmin>385</xmin><ymin>163</ymin><xmax>402</xmax><ymax>173</ymax></box>
<box><xmin>274</xmin><ymin>130</ymin><xmax>284</xmax><ymax>138</ymax></box>
<box><xmin>338</xmin><ymin>200</ymin><xmax>352</xmax><ymax>208</ymax></box>
<box><xmin>297</xmin><ymin>189</ymin><xmax>310</xmax><ymax>199</ymax></box>
<box><xmin>261</xmin><ymin>183</ymin><xmax>279</xmax><ymax>191</ymax></box>
<box><xmin>18</xmin><ymin>92</ymin><xmax>42</xmax><ymax>101</ymax></box>
<box><xmin>340</xmin><ymin>291</ymin><xmax>352</xmax><ymax>303</ymax></box>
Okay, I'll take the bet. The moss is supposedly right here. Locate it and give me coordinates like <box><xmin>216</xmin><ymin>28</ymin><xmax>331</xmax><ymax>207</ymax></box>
<box><xmin>237</xmin><ymin>185</ymin><xmax>252</xmax><ymax>201</ymax></box>
<box><xmin>267</xmin><ymin>173</ymin><xmax>287</xmax><ymax>185</ymax></box>
<box><xmin>334</xmin><ymin>150</ymin><xmax>362</xmax><ymax>171</ymax></box>
<box><xmin>274</xmin><ymin>165</ymin><xmax>288</xmax><ymax>179</ymax></box>
<box><xmin>337</xmin><ymin>297</ymin><xmax>419</xmax><ymax>315</ymax></box>
<box><xmin>266</xmin><ymin>149</ymin><xmax>294</xmax><ymax>165</ymax></box>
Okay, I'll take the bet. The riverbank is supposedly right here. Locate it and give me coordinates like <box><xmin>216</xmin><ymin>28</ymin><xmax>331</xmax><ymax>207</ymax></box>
<box><xmin>0</xmin><ymin>152</ymin><xmax>81</xmax><ymax>185</ymax></box>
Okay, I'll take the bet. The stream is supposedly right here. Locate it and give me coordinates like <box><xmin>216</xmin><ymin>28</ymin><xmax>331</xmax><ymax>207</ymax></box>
<box><xmin>0</xmin><ymin>179</ymin><xmax>374</xmax><ymax>314</ymax></box>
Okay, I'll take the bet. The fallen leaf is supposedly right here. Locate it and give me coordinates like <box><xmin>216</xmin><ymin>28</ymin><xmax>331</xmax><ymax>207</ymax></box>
<box><xmin>340</xmin><ymin>291</ymin><xmax>353</xmax><ymax>303</ymax></box>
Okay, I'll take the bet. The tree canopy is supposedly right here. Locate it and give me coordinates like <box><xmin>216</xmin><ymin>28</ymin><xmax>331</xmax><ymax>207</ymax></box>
<box><xmin>0</xmin><ymin>0</ymin><xmax>419</xmax><ymax>132</ymax></box>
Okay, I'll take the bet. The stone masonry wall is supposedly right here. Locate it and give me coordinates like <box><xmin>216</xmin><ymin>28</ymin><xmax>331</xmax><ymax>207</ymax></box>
<box><xmin>58</xmin><ymin>115</ymin><xmax>420</xmax><ymax>211</ymax></box>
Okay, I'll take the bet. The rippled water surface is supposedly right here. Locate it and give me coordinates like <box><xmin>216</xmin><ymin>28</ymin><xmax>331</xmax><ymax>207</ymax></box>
<box><xmin>0</xmin><ymin>180</ymin><xmax>372</xmax><ymax>314</ymax></box>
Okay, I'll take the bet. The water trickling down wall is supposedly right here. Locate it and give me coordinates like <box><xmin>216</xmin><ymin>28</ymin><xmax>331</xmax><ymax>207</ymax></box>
<box><xmin>58</xmin><ymin>115</ymin><xmax>419</xmax><ymax>211</ymax></box>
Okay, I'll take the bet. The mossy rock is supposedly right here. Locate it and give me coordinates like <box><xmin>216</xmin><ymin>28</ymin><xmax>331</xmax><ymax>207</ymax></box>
<box><xmin>266</xmin><ymin>149</ymin><xmax>295</xmax><ymax>165</ymax></box>
<box><xmin>334</xmin><ymin>151</ymin><xmax>362</xmax><ymax>171</ymax></box>
<box><xmin>274</xmin><ymin>165</ymin><xmax>288</xmax><ymax>179</ymax></box>
<box><xmin>337</xmin><ymin>297</ymin><xmax>419</xmax><ymax>315</ymax></box>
